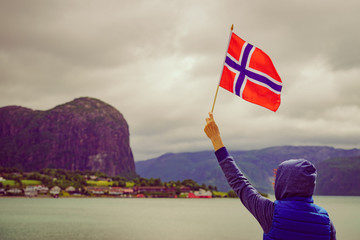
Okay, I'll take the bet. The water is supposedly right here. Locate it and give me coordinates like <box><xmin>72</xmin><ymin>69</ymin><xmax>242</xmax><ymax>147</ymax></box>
<box><xmin>0</xmin><ymin>196</ymin><xmax>359</xmax><ymax>240</ymax></box>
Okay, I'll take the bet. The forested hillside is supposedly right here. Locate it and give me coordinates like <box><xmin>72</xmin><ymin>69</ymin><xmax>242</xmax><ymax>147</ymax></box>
<box><xmin>136</xmin><ymin>146</ymin><xmax>360</xmax><ymax>195</ymax></box>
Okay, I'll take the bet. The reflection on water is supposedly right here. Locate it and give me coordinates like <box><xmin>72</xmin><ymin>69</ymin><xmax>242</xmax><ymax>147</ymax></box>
<box><xmin>0</xmin><ymin>196</ymin><xmax>358</xmax><ymax>240</ymax></box>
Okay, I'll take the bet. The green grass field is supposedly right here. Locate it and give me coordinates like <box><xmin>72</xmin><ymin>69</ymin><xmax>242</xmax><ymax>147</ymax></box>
<box><xmin>1</xmin><ymin>179</ymin><xmax>42</xmax><ymax>187</ymax></box>
<box><xmin>1</xmin><ymin>180</ymin><xmax>16</xmax><ymax>187</ymax></box>
<box><xmin>86</xmin><ymin>180</ymin><xmax>113</xmax><ymax>186</ymax></box>
<box><xmin>126</xmin><ymin>182</ymin><xmax>135</xmax><ymax>188</ymax></box>
<box><xmin>21</xmin><ymin>180</ymin><xmax>42</xmax><ymax>186</ymax></box>
<box><xmin>86</xmin><ymin>180</ymin><xmax>135</xmax><ymax>188</ymax></box>
<box><xmin>212</xmin><ymin>191</ymin><xmax>228</xmax><ymax>198</ymax></box>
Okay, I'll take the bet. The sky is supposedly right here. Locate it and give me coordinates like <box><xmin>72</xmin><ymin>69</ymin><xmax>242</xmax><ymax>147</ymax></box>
<box><xmin>1</xmin><ymin>0</ymin><xmax>360</xmax><ymax>161</ymax></box>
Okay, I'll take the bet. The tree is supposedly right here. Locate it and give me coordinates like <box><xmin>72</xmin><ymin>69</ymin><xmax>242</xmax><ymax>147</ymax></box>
<box><xmin>94</xmin><ymin>171</ymin><xmax>107</xmax><ymax>178</ymax></box>
<box><xmin>181</xmin><ymin>179</ymin><xmax>200</xmax><ymax>191</ymax></box>
<box><xmin>15</xmin><ymin>178</ymin><xmax>23</xmax><ymax>188</ymax></box>
<box><xmin>132</xmin><ymin>178</ymin><xmax>140</xmax><ymax>186</ymax></box>
<box><xmin>227</xmin><ymin>190</ymin><xmax>237</xmax><ymax>198</ymax></box>
<box><xmin>27</xmin><ymin>172</ymin><xmax>42</xmax><ymax>181</ymax></box>
<box><xmin>175</xmin><ymin>186</ymin><xmax>181</xmax><ymax>195</ymax></box>
<box><xmin>140</xmin><ymin>178</ymin><xmax>148</xmax><ymax>186</ymax></box>
<box><xmin>113</xmin><ymin>176</ymin><xmax>127</xmax><ymax>182</ymax></box>
<box><xmin>118</xmin><ymin>180</ymin><xmax>126</xmax><ymax>187</ymax></box>
<box><xmin>41</xmin><ymin>175</ymin><xmax>53</xmax><ymax>185</ymax></box>
<box><xmin>153</xmin><ymin>178</ymin><xmax>162</xmax><ymax>186</ymax></box>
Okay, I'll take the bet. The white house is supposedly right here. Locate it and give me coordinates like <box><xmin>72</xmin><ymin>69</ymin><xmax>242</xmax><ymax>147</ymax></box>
<box><xmin>35</xmin><ymin>185</ymin><xmax>49</xmax><ymax>194</ymax></box>
<box><xmin>50</xmin><ymin>186</ymin><xmax>61</xmax><ymax>196</ymax></box>
<box><xmin>24</xmin><ymin>186</ymin><xmax>37</xmax><ymax>197</ymax></box>
<box><xmin>65</xmin><ymin>186</ymin><xmax>76</xmax><ymax>192</ymax></box>
<box><xmin>7</xmin><ymin>188</ymin><xmax>22</xmax><ymax>195</ymax></box>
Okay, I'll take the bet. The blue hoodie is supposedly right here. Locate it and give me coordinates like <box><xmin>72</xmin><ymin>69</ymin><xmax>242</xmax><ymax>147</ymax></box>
<box><xmin>215</xmin><ymin>147</ymin><xmax>336</xmax><ymax>239</ymax></box>
<box><xmin>275</xmin><ymin>159</ymin><xmax>316</xmax><ymax>200</ymax></box>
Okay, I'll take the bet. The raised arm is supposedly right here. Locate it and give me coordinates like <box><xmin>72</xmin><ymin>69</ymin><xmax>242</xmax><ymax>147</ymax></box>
<box><xmin>204</xmin><ymin>112</ymin><xmax>274</xmax><ymax>233</ymax></box>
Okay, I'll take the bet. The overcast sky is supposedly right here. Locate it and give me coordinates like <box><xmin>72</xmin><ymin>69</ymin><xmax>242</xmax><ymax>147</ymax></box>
<box><xmin>1</xmin><ymin>0</ymin><xmax>360</xmax><ymax>161</ymax></box>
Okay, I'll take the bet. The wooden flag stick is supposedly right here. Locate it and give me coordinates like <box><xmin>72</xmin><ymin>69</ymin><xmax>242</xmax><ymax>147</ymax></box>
<box><xmin>211</xmin><ymin>85</ymin><xmax>220</xmax><ymax>113</ymax></box>
<box><xmin>211</xmin><ymin>24</ymin><xmax>234</xmax><ymax>113</ymax></box>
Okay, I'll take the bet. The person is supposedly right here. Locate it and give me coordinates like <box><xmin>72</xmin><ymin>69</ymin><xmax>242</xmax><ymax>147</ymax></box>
<box><xmin>204</xmin><ymin>112</ymin><xmax>336</xmax><ymax>240</ymax></box>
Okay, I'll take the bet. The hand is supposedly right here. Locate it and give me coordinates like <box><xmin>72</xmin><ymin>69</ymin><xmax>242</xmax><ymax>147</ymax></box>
<box><xmin>204</xmin><ymin>112</ymin><xmax>224</xmax><ymax>151</ymax></box>
<box><xmin>204</xmin><ymin>112</ymin><xmax>220</xmax><ymax>139</ymax></box>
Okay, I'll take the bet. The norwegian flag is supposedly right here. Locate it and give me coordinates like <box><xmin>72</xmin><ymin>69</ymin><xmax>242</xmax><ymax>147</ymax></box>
<box><xmin>219</xmin><ymin>32</ymin><xmax>282</xmax><ymax>112</ymax></box>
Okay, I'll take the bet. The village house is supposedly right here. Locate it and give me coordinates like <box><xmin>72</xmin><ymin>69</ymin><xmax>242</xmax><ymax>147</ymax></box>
<box><xmin>85</xmin><ymin>186</ymin><xmax>108</xmax><ymax>195</ymax></box>
<box><xmin>50</xmin><ymin>186</ymin><xmax>61</xmax><ymax>197</ymax></box>
<box><xmin>188</xmin><ymin>189</ymin><xmax>213</xmax><ymax>198</ymax></box>
<box><xmin>179</xmin><ymin>186</ymin><xmax>191</xmax><ymax>193</ymax></box>
<box><xmin>135</xmin><ymin>186</ymin><xmax>168</xmax><ymax>193</ymax></box>
<box><xmin>134</xmin><ymin>186</ymin><xmax>183</xmax><ymax>198</ymax></box>
<box><xmin>122</xmin><ymin>188</ymin><xmax>134</xmax><ymax>196</ymax></box>
<box><xmin>65</xmin><ymin>186</ymin><xmax>76</xmax><ymax>193</ymax></box>
<box><xmin>108</xmin><ymin>187</ymin><xmax>122</xmax><ymax>196</ymax></box>
<box><xmin>7</xmin><ymin>188</ymin><xmax>22</xmax><ymax>195</ymax></box>
<box><xmin>86</xmin><ymin>175</ymin><xmax>97</xmax><ymax>181</ymax></box>
<box><xmin>97</xmin><ymin>177</ymin><xmax>112</xmax><ymax>182</ymax></box>
<box><xmin>65</xmin><ymin>186</ymin><xmax>82</xmax><ymax>196</ymax></box>
<box><xmin>35</xmin><ymin>185</ymin><xmax>49</xmax><ymax>194</ymax></box>
<box><xmin>85</xmin><ymin>186</ymin><xmax>133</xmax><ymax>197</ymax></box>
<box><xmin>108</xmin><ymin>187</ymin><xmax>134</xmax><ymax>197</ymax></box>
<box><xmin>24</xmin><ymin>186</ymin><xmax>37</xmax><ymax>197</ymax></box>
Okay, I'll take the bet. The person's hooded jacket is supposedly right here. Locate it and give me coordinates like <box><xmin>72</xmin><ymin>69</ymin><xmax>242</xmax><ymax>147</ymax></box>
<box><xmin>215</xmin><ymin>147</ymin><xmax>336</xmax><ymax>240</ymax></box>
<box><xmin>264</xmin><ymin>159</ymin><xmax>331</xmax><ymax>239</ymax></box>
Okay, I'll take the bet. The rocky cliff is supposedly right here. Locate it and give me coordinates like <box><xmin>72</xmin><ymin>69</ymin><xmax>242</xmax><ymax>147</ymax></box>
<box><xmin>0</xmin><ymin>97</ymin><xmax>135</xmax><ymax>177</ymax></box>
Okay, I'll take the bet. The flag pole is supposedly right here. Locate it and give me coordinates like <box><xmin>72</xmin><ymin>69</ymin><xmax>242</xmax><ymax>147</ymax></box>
<box><xmin>211</xmin><ymin>24</ymin><xmax>234</xmax><ymax>113</ymax></box>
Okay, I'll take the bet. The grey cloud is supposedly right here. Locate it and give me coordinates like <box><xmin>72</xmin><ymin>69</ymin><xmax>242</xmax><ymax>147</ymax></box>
<box><xmin>0</xmin><ymin>1</ymin><xmax>185</xmax><ymax>70</ymax></box>
<box><xmin>0</xmin><ymin>0</ymin><xmax>359</xmax><ymax>161</ymax></box>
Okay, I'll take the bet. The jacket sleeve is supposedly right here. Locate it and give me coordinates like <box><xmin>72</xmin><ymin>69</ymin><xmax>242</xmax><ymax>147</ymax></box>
<box><xmin>330</xmin><ymin>220</ymin><xmax>336</xmax><ymax>240</ymax></box>
<box><xmin>216</xmin><ymin>147</ymin><xmax>274</xmax><ymax>234</ymax></box>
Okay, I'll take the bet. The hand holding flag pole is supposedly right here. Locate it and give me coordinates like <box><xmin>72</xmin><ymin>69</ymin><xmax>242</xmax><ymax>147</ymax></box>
<box><xmin>204</xmin><ymin>112</ymin><xmax>224</xmax><ymax>151</ymax></box>
<box><xmin>211</xmin><ymin>24</ymin><xmax>282</xmax><ymax>113</ymax></box>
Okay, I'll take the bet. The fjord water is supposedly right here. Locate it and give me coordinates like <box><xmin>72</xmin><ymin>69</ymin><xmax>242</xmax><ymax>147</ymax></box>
<box><xmin>0</xmin><ymin>196</ymin><xmax>358</xmax><ymax>240</ymax></box>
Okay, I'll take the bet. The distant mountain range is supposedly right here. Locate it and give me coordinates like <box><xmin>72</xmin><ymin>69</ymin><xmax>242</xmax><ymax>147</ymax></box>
<box><xmin>136</xmin><ymin>146</ymin><xmax>360</xmax><ymax>195</ymax></box>
<box><xmin>0</xmin><ymin>97</ymin><xmax>135</xmax><ymax>177</ymax></box>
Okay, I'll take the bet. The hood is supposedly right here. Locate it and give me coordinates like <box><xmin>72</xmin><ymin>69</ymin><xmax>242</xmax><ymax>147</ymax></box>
<box><xmin>274</xmin><ymin>159</ymin><xmax>317</xmax><ymax>200</ymax></box>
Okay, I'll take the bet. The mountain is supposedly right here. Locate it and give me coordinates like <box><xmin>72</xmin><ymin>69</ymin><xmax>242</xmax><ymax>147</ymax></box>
<box><xmin>315</xmin><ymin>156</ymin><xmax>360</xmax><ymax>195</ymax></box>
<box><xmin>0</xmin><ymin>97</ymin><xmax>135</xmax><ymax>177</ymax></box>
<box><xmin>136</xmin><ymin>146</ymin><xmax>360</xmax><ymax>195</ymax></box>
